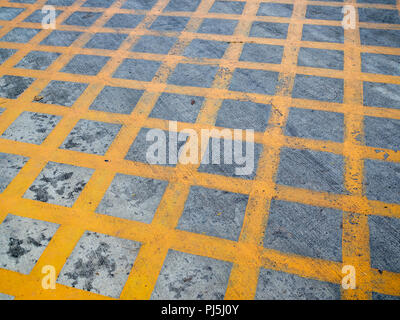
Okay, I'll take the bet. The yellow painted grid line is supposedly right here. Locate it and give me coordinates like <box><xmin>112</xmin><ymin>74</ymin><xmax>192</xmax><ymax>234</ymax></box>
<box><xmin>114</xmin><ymin>0</ymin><xmax>228</xmax><ymax>300</ymax></box>
<box><xmin>0</xmin><ymin>0</ymin><xmax>398</xmax><ymax>300</ymax></box>
<box><xmin>225</xmin><ymin>0</ymin><xmax>308</xmax><ymax>299</ymax></box>
<box><xmin>1</xmin><ymin>0</ymin><xmax>400</xmax><ymax>28</ymax></box>
<box><xmin>0</xmin><ymin>0</ymin><xmax>145</xmax><ymax>300</ymax></box>
<box><xmin>341</xmin><ymin>0</ymin><xmax>371</xmax><ymax>299</ymax></box>
<box><xmin>0</xmin><ymin>0</ymin><xmax>397</xmax><ymax>217</ymax></box>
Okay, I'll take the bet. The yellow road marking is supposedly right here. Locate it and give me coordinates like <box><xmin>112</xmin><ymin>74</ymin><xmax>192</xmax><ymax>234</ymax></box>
<box><xmin>0</xmin><ymin>0</ymin><xmax>398</xmax><ymax>300</ymax></box>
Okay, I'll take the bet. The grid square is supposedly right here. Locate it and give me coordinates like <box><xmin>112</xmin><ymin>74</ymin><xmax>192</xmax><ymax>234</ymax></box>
<box><xmin>298</xmin><ymin>47</ymin><xmax>344</xmax><ymax>70</ymax></box>
<box><xmin>372</xmin><ymin>292</ymin><xmax>400</xmax><ymax>300</ymax></box>
<box><xmin>0</xmin><ymin>214</ymin><xmax>58</xmax><ymax>274</ymax></box>
<box><xmin>59</xmin><ymin>119</ymin><xmax>121</xmax><ymax>155</ymax></box>
<box><xmin>1</xmin><ymin>111</ymin><xmax>61</xmax><ymax>145</ymax></box>
<box><xmin>305</xmin><ymin>5</ymin><xmax>343</xmax><ymax>21</ymax></box>
<box><xmin>113</xmin><ymin>58</ymin><xmax>162</xmax><ymax>82</ymax></box>
<box><xmin>255</xmin><ymin>268</ymin><xmax>340</xmax><ymax>300</ymax></box>
<box><xmin>89</xmin><ymin>86</ymin><xmax>144</xmax><ymax>114</ymax></box>
<box><xmin>285</xmin><ymin>107</ymin><xmax>344</xmax><ymax>142</ymax></box>
<box><xmin>40</xmin><ymin>30</ymin><xmax>83</xmax><ymax>47</ymax></box>
<box><xmin>131</xmin><ymin>35</ymin><xmax>177</xmax><ymax>54</ymax></box>
<box><xmin>151</xmin><ymin>250</ymin><xmax>232</xmax><ymax>300</ymax></box>
<box><xmin>183</xmin><ymin>39</ymin><xmax>229</xmax><ymax>59</ymax></box>
<box><xmin>358</xmin><ymin>8</ymin><xmax>400</xmax><ymax>24</ymax></box>
<box><xmin>149</xmin><ymin>16</ymin><xmax>190</xmax><ymax>32</ymax></box>
<box><xmin>0</xmin><ymin>7</ymin><xmax>24</xmax><ymax>21</ymax></box>
<box><xmin>363</xmin><ymin>82</ymin><xmax>400</xmax><ymax>110</ymax></box>
<box><xmin>0</xmin><ymin>152</ymin><xmax>28</xmax><ymax>193</ymax></box>
<box><xmin>257</xmin><ymin>3</ymin><xmax>293</xmax><ymax>17</ymax></box>
<box><xmin>131</xmin><ymin>36</ymin><xmax>177</xmax><ymax>54</ymax></box>
<box><xmin>3</xmin><ymin>0</ymin><xmax>399</xmax><ymax>302</ymax></box>
<box><xmin>369</xmin><ymin>215</ymin><xmax>400</xmax><ymax>273</ymax></box>
<box><xmin>358</xmin><ymin>0</ymin><xmax>395</xmax><ymax>3</ymax></box>
<box><xmin>104</xmin><ymin>13</ymin><xmax>144</xmax><ymax>28</ymax></box>
<box><xmin>209</xmin><ymin>1</ymin><xmax>245</xmax><ymax>14</ymax></box>
<box><xmin>176</xmin><ymin>186</ymin><xmax>248</xmax><ymax>241</ymax></box>
<box><xmin>198</xmin><ymin>138</ymin><xmax>263</xmax><ymax>180</ymax></box>
<box><xmin>11</xmin><ymin>0</ymin><xmax>35</xmax><ymax>3</ymax></box>
<box><xmin>84</xmin><ymin>33</ymin><xmax>128</xmax><ymax>50</ymax></box>
<box><xmin>0</xmin><ymin>75</ymin><xmax>35</xmax><ymax>99</ymax></box>
<box><xmin>96</xmin><ymin>174</ymin><xmax>168</xmax><ymax>223</ymax></box>
<box><xmin>82</xmin><ymin>0</ymin><xmax>115</xmax><ymax>7</ymax></box>
<box><xmin>360</xmin><ymin>28</ymin><xmax>400</xmax><ymax>48</ymax></box>
<box><xmin>197</xmin><ymin>18</ymin><xmax>238</xmax><ymax>35</ymax></box>
<box><xmin>57</xmin><ymin>231</ymin><xmax>141</xmax><ymax>298</ymax></box>
<box><xmin>24</xmin><ymin>9</ymin><xmax>63</xmax><ymax>23</ymax></box>
<box><xmin>240</xmin><ymin>43</ymin><xmax>284</xmax><ymax>64</ymax></box>
<box><xmin>14</xmin><ymin>51</ymin><xmax>61</xmax><ymax>70</ymax></box>
<box><xmin>34</xmin><ymin>81</ymin><xmax>88</xmax><ymax>107</ymax></box>
<box><xmin>149</xmin><ymin>93</ymin><xmax>204</xmax><ymax>123</ymax></box>
<box><xmin>215</xmin><ymin>99</ymin><xmax>271</xmax><ymax>132</ymax></box>
<box><xmin>0</xmin><ymin>48</ymin><xmax>16</xmax><ymax>64</ymax></box>
<box><xmin>249</xmin><ymin>21</ymin><xmax>289</xmax><ymax>39</ymax></box>
<box><xmin>46</xmin><ymin>0</ymin><xmax>75</xmax><ymax>5</ymax></box>
<box><xmin>0</xmin><ymin>293</ymin><xmax>13</xmax><ymax>300</ymax></box>
<box><xmin>121</xmin><ymin>0</ymin><xmax>157</xmax><ymax>10</ymax></box>
<box><xmin>0</xmin><ymin>28</ymin><xmax>40</xmax><ymax>43</ymax></box>
<box><xmin>125</xmin><ymin>128</ymin><xmax>188</xmax><ymax>167</ymax></box>
<box><xmin>167</xmin><ymin>63</ymin><xmax>218</xmax><ymax>88</ymax></box>
<box><xmin>264</xmin><ymin>200</ymin><xmax>343</xmax><ymax>261</ymax></box>
<box><xmin>164</xmin><ymin>0</ymin><xmax>201</xmax><ymax>12</ymax></box>
<box><xmin>61</xmin><ymin>54</ymin><xmax>110</xmax><ymax>75</ymax></box>
<box><xmin>23</xmin><ymin>162</ymin><xmax>94</xmax><ymax>207</ymax></box>
<box><xmin>11</xmin><ymin>0</ymin><xmax>34</xmax><ymax>3</ymax></box>
<box><xmin>364</xmin><ymin>159</ymin><xmax>400</xmax><ymax>205</ymax></box>
<box><xmin>276</xmin><ymin>148</ymin><xmax>344</xmax><ymax>194</ymax></box>
<box><xmin>292</xmin><ymin>74</ymin><xmax>344</xmax><ymax>103</ymax></box>
<box><xmin>0</xmin><ymin>0</ymin><xmax>398</xmax><ymax>300</ymax></box>
<box><xmin>364</xmin><ymin>116</ymin><xmax>400</xmax><ymax>151</ymax></box>
<box><xmin>10</xmin><ymin>0</ymin><xmax>35</xmax><ymax>3</ymax></box>
<box><xmin>301</xmin><ymin>24</ymin><xmax>344</xmax><ymax>43</ymax></box>
<box><xmin>63</xmin><ymin>11</ymin><xmax>102</xmax><ymax>27</ymax></box>
<box><xmin>361</xmin><ymin>53</ymin><xmax>400</xmax><ymax>76</ymax></box>
<box><xmin>230</xmin><ymin>68</ymin><xmax>279</xmax><ymax>95</ymax></box>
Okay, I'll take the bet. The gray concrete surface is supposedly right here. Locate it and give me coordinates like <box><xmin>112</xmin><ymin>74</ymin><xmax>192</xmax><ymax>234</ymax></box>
<box><xmin>1</xmin><ymin>111</ymin><xmax>61</xmax><ymax>144</ymax></box>
<box><xmin>35</xmin><ymin>80</ymin><xmax>88</xmax><ymax>107</ymax></box>
<box><xmin>285</xmin><ymin>107</ymin><xmax>344</xmax><ymax>142</ymax></box>
<box><xmin>0</xmin><ymin>214</ymin><xmax>59</xmax><ymax>274</ymax></box>
<box><xmin>255</xmin><ymin>268</ymin><xmax>341</xmax><ymax>300</ymax></box>
<box><xmin>264</xmin><ymin>200</ymin><xmax>342</xmax><ymax>261</ymax></box>
<box><xmin>57</xmin><ymin>231</ymin><xmax>141</xmax><ymax>298</ymax></box>
<box><xmin>96</xmin><ymin>173</ymin><xmax>168</xmax><ymax>223</ymax></box>
<box><xmin>151</xmin><ymin>249</ymin><xmax>232</xmax><ymax>299</ymax></box>
<box><xmin>176</xmin><ymin>185</ymin><xmax>248</xmax><ymax>241</ymax></box>
<box><xmin>23</xmin><ymin>162</ymin><xmax>94</xmax><ymax>207</ymax></box>
<box><xmin>0</xmin><ymin>0</ymin><xmax>399</xmax><ymax>300</ymax></box>
<box><xmin>59</xmin><ymin>119</ymin><xmax>122</xmax><ymax>155</ymax></box>
<box><xmin>276</xmin><ymin>148</ymin><xmax>344</xmax><ymax>194</ymax></box>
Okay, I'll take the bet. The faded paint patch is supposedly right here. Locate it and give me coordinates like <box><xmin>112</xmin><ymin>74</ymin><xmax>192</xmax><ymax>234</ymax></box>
<box><xmin>0</xmin><ymin>214</ymin><xmax>58</xmax><ymax>274</ymax></box>
<box><xmin>57</xmin><ymin>231</ymin><xmax>141</xmax><ymax>298</ymax></box>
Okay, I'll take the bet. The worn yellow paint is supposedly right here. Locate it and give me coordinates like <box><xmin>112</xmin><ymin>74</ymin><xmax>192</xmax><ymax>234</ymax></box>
<box><xmin>0</xmin><ymin>0</ymin><xmax>398</xmax><ymax>300</ymax></box>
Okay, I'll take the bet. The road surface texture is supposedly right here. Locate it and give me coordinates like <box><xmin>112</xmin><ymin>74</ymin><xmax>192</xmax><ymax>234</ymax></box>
<box><xmin>0</xmin><ymin>0</ymin><xmax>399</xmax><ymax>300</ymax></box>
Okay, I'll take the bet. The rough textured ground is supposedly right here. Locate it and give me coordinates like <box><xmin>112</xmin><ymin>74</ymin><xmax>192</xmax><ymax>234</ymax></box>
<box><xmin>0</xmin><ymin>0</ymin><xmax>399</xmax><ymax>300</ymax></box>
